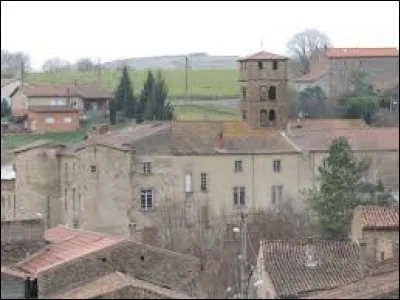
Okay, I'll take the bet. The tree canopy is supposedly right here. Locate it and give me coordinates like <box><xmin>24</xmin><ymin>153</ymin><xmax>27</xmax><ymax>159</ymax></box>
<box><xmin>303</xmin><ymin>136</ymin><xmax>396</xmax><ymax>237</ymax></box>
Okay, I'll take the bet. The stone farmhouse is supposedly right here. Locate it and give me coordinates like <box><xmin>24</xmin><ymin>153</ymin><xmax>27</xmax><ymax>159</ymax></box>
<box><xmin>1</xmin><ymin>221</ymin><xmax>204</xmax><ymax>299</ymax></box>
<box><xmin>292</xmin><ymin>47</ymin><xmax>399</xmax><ymax>114</ymax></box>
<box><xmin>4</xmin><ymin>51</ymin><xmax>399</xmax><ymax>242</ymax></box>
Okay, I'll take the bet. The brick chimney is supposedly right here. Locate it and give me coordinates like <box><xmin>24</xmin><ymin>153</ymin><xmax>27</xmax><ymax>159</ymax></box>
<box><xmin>358</xmin><ymin>239</ymin><xmax>369</xmax><ymax>278</ymax></box>
<box><xmin>214</xmin><ymin>131</ymin><xmax>224</xmax><ymax>150</ymax></box>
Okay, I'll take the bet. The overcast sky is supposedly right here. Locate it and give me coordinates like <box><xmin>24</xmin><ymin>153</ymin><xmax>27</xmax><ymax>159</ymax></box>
<box><xmin>1</xmin><ymin>1</ymin><xmax>399</xmax><ymax>70</ymax></box>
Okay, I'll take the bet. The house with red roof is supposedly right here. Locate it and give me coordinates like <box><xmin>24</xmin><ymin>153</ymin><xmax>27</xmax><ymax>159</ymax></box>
<box><xmin>292</xmin><ymin>47</ymin><xmax>399</xmax><ymax>114</ymax></box>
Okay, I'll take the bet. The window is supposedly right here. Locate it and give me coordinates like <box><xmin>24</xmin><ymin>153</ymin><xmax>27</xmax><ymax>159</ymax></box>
<box><xmin>185</xmin><ymin>173</ymin><xmax>192</xmax><ymax>193</ymax></box>
<box><xmin>200</xmin><ymin>173</ymin><xmax>208</xmax><ymax>191</ymax></box>
<box><xmin>233</xmin><ymin>187</ymin><xmax>246</xmax><ymax>206</ymax></box>
<box><xmin>272</xmin><ymin>60</ymin><xmax>278</xmax><ymax>70</ymax></box>
<box><xmin>64</xmin><ymin>162</ymin><xmax>68</xmax><ymax>179</ymax></box>
<box><xmin>143</xmin><ymin>162</ymin><xmax>152</xmax><ymax>174</ymax></box>
<box><xmin>258</xmin><ymin>61</ymin><xmax>263</xmax><ymax>70</ymax></box>
<box><xmin>268</xmin><ymin>109</ymin><xmax>276</xmax><ymax>122</ymax></box>
<box><xmin>90</xmin><ymin>165</ymin><xmax>97</xmax><ymax>173</ymax></box>
<box><xmin>235</xmin><ymin>160</ymin><xmax>243</xmax><ymax>173</ymax></box>
<box><xmin>51</xmin><ymin>98</ymin><xmax>64</xmax><ymax>106</ymax></box>
<box><xmin>260</xmin><ymin>85</ymin><xmax>268</xmax><ymax>101</ymax></box>
<box><xmin>242</xmin><ymin>110</ymin><xmax>247</xmax><ymax>120</ymax></box>
<box><xmin>241</xmin><ymin>87</ymin><xmax>247</xmax><ymax>100</ymax></box>
<box><xmin>381</xmin><ymin>252</ymin><xmax>385</xmax><ymax>261</ymax></box>
<box><xmin>273</xmin><ymin>160</ymin><xmax>281</xmax><ymax>172</ymax></box>
<box><xmin>271</xmin><ymin>185</ymin><xmax>283</xmax><ymax>204</ymax></box>
<box><xmin>45</xmin><ymin>117</ymin><xmax>55</xmax><ymax>124</ymax></box>
<box><xmin>63</xmin><ymin>117</ymin><xmax>72</xmax><ymax>124</ymax></box>
<box><xmin>141</xmin><ymin>189</ymin><xmax>153</xmax><ymax>210</ymax></box>
<box><xmin>260</xmin><ymin>109</ymin><xmax>268</xmax><ymax>127</ymax></box>
<box><xmin>268</xmin><ymin>86</ymin><xmax>276</xmax><ymax>100</ymax></box>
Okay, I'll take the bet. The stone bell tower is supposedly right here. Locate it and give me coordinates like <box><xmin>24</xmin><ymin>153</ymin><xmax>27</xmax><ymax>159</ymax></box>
<box><xmin>238</xmin><ymin>51</ymin><xmax>289</xmax><ymax>129</ymax></box>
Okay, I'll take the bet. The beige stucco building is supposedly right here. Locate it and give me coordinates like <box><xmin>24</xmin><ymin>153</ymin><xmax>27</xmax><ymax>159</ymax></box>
<box><xmin>7</xmin><ymin>51</ymin><xmax>399</xmax><ymax>243</ymax></box>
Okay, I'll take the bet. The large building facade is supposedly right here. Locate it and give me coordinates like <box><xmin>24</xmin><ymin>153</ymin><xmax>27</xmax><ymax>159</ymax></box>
<box><xmin>6</xmin><ymin>51</ymin><xmax>399</xmax><ymax>242</ymax></box>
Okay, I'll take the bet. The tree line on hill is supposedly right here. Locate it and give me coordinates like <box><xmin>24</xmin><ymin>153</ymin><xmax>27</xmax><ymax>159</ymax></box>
<box><xmin>109</xmin><ymin>66</ymin><xmax>173</xmax><ymax>124</ymax></box>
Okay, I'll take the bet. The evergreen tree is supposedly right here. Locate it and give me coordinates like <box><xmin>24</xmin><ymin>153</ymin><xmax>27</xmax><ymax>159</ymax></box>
<box><xmin>1</xmin><ymin>99</ymin><xmax>11</xmax><ymax>118</ymax></box>
<box><xmin>137</xmin><ymin>70</ymin><xmax>156</xmax><ymax>122</ymax></box>
<box><xmin>155</xmin><ymin>71</ymin><xmax>174</xmax><ymax>120</ymax></box>
<box><xmin>109</xmin><ymin>99</ymin><xmax>117</xmax><ymax>125</ymax></box>
<box><xmin>114</xmin><ymin>66</ymin><xmax>136</xmax><ymax>118</ymax></box>
<box><xmin>303</xmin><ymin>136</ymin><xmax>395</xmax><ymax>237</ymax></box>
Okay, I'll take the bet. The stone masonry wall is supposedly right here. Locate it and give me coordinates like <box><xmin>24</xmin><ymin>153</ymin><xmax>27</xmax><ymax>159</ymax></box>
<box><xmin>37</xmin><ymin>240</ymin><xmax>203</xmax><ymax>298</ymax></box>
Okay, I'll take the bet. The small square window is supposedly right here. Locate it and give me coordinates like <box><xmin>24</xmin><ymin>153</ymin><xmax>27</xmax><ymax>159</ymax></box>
<box><xmin>45</xmin><ymin>117</ymin><xmax>55</xmax><ymax>124</ymax></box>
<box><xmin>235</xmin><ymin>160</ymin><xmax>243</xmax><ymax>173</ymax></box>
<box><xmin>143</xmin><ymin>162</ymin><xmax>152</xmax><ymax>174</ymax></box>
<box><xmin>273</xmin><ymin>160</ymin><xmax>281</xmax><ymax>172</ymax></box>
<box><xmin>90</xmin><ymin>165</ymin><xmax>97</xmax><ymax>173</ymax></box>
<box><xmin>64</xmin><ymin>117</ymin><xmax>72</xmax><ymax>124</ymax></box>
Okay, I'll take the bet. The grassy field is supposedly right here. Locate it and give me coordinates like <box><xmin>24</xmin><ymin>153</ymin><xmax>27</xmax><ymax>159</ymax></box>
<box><xmin>27</xmin><ymin>69</ymin><xmax>240</xmax><ymax>99</ymax></box>
<box><xmin>1</xmin><ymin>105</ymin><xmax>239</xmax><ymax>164</ymax></box>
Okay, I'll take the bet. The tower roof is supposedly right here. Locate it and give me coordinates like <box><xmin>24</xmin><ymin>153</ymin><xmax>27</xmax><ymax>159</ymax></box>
<box><xmin>237</xmin><ymin>51</ymin><xmax>288</xmax><ymax>61</ymax></box>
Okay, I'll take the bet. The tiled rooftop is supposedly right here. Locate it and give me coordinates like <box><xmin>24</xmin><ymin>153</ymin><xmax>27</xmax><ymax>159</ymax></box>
<box><xmin>325</xmin><ymin>48</ymin><xmax>399</xmax><ymax>58</ymax></box>
<box><xmin>262</xmin><ymin>240</ymin><xmax>361</xmax><ymax>298</ymax></box>
<box><xmin>15</xmin><ymin>225</ymin><xmax>123</xmax><ymax>275</ymax></box>
<box><xmin>237</xmin><ymin>51</ymin><xmax>288</xmax><ymax>61</ymax></box>
<box><xmin>356</xmin><ymin>205</ymin><xmax>399</xmax><ymax>230</ymax></box>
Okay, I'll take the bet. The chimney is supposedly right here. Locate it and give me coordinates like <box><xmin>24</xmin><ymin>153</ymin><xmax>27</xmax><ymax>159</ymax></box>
<box><xmin>358</xmin><ymin>239</ymin><xmax>368</xmax><ymax>278</ymax></box>
<box><xmin>214</xmin><ymin>131</ymin><xmax>224</xmax><ymax>150</ymax></box>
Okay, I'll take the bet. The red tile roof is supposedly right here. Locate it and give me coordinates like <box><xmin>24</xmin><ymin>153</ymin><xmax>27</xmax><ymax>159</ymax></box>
<box><xmin>19</xmin><ymin>83</ymin><xmax>111</xmax><ymax>99</ymax></box>
<box><xmin>51</xmin><ymin>272</ymin><xmax>193</xmax><ymax>299</ymax></box>
<box><xmin>15</xmin><ymin>225</ymin><xmax>123</xmax><ymax>275</ymax></box>
<box><xmin>237</xmin><ymin>51</ymin><xmax>288</xmax><ymax>61</ymax></box>
<box><xmin>288</xmin><ymin>127</ymin><xmax>399</xmax><ymax>151</ymax></box>
<box><xmin>303</xmin><ymin>270</ymin><xmax>399</xmax><ymax>299</ymax></box>
<box><xmin>356</xmin><ymin>205</ymin><xmax>399</xmax><ymax>230</ymax></box>
<box><xmin>325</xmin><ymin>48</ymin><xmax>399</xmax><ymax>58</ymax></box>
<box><xmin>288</xmin><ymin>119</ymin><xmax>368</xmax><ymax>131</ymax></box>
<box><xmin>293</xmin><ymin>67</ymin><xmax>329</xmax><ymax>82</ymax></box>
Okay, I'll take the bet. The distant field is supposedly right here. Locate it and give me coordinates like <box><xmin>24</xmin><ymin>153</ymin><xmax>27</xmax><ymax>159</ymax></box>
<box><xmin>1</xmin><ymin>105</ymin><xmax>238</xmax><ymax>164</ymax></box>
<box><xmin>27</xmin><ymin>69</ymin><xmax>240</xmax><ymax>99</ymax></box>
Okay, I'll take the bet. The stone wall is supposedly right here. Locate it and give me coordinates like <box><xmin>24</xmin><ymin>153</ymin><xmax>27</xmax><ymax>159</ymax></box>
<box><xmin>1</xmin><ymin>218</ymin><xmax>46</xmax><ymax>265</ymax></box>
<box><xmin>37</xmin><ymin>240</ymin><xmax>204</xmax><ymax>298</ymax></box>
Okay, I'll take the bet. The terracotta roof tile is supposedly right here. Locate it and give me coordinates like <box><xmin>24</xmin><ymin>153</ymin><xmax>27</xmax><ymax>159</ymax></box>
<box><xmin>262</xmin><ymin>240</ymin><xmax>361</xmax><ymax>298</ymax></box>
<box><xmin>304</xmin><ymin>270</ymin><xmax>399</xmax><ymax>299</ymax></box>
<box><xmin>288</xmin><ymin>127</ymin><xmax>399</xmax><ymax>151</ymax></box>
<box><xmin>19</xmin><ymin>83</ymin><xmax>111</xmax><ymax>99</ymax></box>
<box><xmin>325</xmin><ymin>48</ymin><xmax>399</xmax><ymax>58</ymax></box>
<box><xmin>288</xmin><ymin>119</ymin><xmax>368</xmax><ymax>131</ymax></box>
<box><xmin>293</xmin><ymin>67</ymin><xmax>329</xmax><ymax>82</ymax></box>
<box><xmin>16</xmin><ymin>225</ymin><xmax>123</xmax><ymax>275</ymax></box>
<box><xmin>52</xmin><ymin>272</ymin><xmax>192</xmax><ymax>299</ymax></box>
<box><xmin>356</xmin><ymin>205</ymin><xmax>399</xmax><ymax>230</ymax></box>
<box><xmin>238</xmin><ymin>51</ymin><xmax>288</xmax><ymax>61</ymax></box>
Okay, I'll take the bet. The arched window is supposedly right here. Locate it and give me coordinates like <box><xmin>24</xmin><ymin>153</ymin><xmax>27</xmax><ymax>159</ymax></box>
<box><xmin>268</xmin><ymin>86</ymin><xmax>276</xmax><ymax>100</ymax></box>
<box><xmin>269</xmin><ymin>109</ymin><xmax>276</xmax><ymax>122</ymax></box>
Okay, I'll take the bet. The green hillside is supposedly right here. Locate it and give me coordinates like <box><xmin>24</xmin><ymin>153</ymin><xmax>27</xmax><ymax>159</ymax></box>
<box><xmin>26</xmin><ymin>69</ymin><xmax>240</xmax><ymax>100</ymax></box>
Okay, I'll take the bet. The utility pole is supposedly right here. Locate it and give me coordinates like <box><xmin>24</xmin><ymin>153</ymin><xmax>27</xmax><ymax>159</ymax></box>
<box><xmin>20</xmin><ymin>60</ymin><xmax>25</xmax><ymax>88</ymax></box>
<box><xmin>239</xmin><ymin>211</ymin><xmax>248</xmax><ymax>299</ymax></box>
<box><xmin>185</xmin><ymin>56</ymin><xmax>189</xmax><ymax>104</ymax></box>
<box><xmin>98</xmin><ymin>57</ymin><xmax>102</xmax><ymax>85</ymax></box>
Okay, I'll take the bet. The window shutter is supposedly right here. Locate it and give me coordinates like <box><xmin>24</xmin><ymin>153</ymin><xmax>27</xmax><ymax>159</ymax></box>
<box><xmin>185</xmin><ymin>173</ymin><xmax>192</xmax><ymax>193</ymax></box>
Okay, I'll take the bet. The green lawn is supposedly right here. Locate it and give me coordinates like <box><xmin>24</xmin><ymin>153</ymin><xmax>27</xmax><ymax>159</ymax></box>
<box><xmin>174</xmin><ymin>105</ymin><xmax>240</xmax><ymax>121</ymax></box>
<box><xmin>27</xmin><ymin>69</ymin><xmax>240</xmax><ymax>99</ymax></box>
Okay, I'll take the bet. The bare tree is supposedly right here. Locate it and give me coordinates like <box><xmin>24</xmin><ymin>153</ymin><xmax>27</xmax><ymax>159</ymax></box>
<box><xmin>75</xmin><ymin>57</ymin><xmax>95</xmax><ymax>71</ymax></box>
<box><xmin>1</xmin><ymin>49</ymin><xmax>31</xmax><ymax>77</ymax></box>
<box><xmin>42</xmin><ymin>57</ymin><xmax>71</xmax><ymax>72</ymax></box>
<box><xmin>286</xmin><ymin>29</ymin><xmax>332</xmax><ymax>74</ymax></box>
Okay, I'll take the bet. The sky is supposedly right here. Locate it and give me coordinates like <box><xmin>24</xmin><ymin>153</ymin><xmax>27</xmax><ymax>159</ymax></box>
<box><xmin>1</xmin><ymin>1</ymin><xmax>399</xmax><ymax>70</ymax></box>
